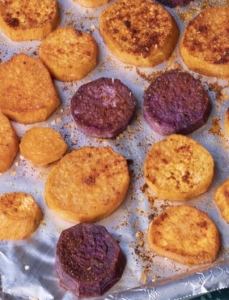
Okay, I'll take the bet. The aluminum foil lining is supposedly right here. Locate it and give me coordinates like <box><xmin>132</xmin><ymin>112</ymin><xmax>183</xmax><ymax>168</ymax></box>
<box><xmin>1</xmin><ymin>0</ymin><xmax>229</xmax><ymax>299</ymax></box>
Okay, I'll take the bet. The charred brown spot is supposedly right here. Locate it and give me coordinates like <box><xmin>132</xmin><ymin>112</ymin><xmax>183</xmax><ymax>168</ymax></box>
<box><xmin>5</xmin><ymin>17</ymin><xmax>20</xmax><ymax>27</ymax></box>
<box><xmin>131</xmin><ymin>28</ymin><xmax>137</xmax><ymax>34</ymax></box>
<box><xmin>223</xmin><ymin>189</ymin><xmax>229</xmax><ymax>198</ymax></box>
<box><xmin>140</xmin><ymin>183</ymin><xmax>148</xmax><ymax>193</ymax></box>
<box><xmin>154</xmin><ymin>212</ymin><xmax>168</xmax><ymax>226</ymax></box>
<box><xmin>215</xmin><ymin>57</ymin><xmax>229</xmax><ymax>64</ymax></box>
<box><xmin>176</xmin><ymin>144</ymin><xmax>192</xmax><ymax>154</ymax></box>
<box><xmin>197</xmin><ymin>221</ymin><xmax>208</xmax><ymax>229</ymax></box>
<box><xmin>182</xmin><ymin>171</ymin><xmax>190</xmax><ymax>183</ymax></box>
<box><xmin>127</xmin><ymin>159</ymin><xmax>134</xmax><ymax>165</ymax></box>
<box><xmin>123</xmin><ymin>20</ymin><xmax>131</xmax><ymax>28</ymax></box>
<box><xmin>83</xmin><ymin>176</ymin><xmax>95</xmax><ymax>185</ymax></box>
<box><xmin>148</xmin><ymin>213</ymin><xmax>156</xmax><ymax>221</ymax></box>
<box><xmin>75</xmin><ymin>29</ymin><xmax>83</xmax><ymax>36</ymax></box>
<box><xmin>160</xmin><ymin>212</ymin><xmax>168</xmax><ymax>221</ymax></box>
<box><xmin>198</xmin><ymin>25</ymin><xmax>208</xmax><ymax>33</ymax></box>
<box><xmin>162</xmin><ymin>158</ymin><xmax>168</xmax><ymax>164</ymax></box>
<box><xmin>148</xmin><ymin>176</ymin><xmax>156</xmax><ymax>184</ymax></box>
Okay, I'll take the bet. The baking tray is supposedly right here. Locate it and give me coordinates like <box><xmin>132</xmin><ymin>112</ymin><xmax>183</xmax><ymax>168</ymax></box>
<box><xmin>1</xmin><ymin>0</ymin><xmax>229</xmax><ymax>299</ymax></box>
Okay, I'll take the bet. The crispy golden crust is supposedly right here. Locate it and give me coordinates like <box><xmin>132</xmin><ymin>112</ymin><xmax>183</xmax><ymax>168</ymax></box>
<box><xmin>179</xmin><ymin>6</ymin><xmax>229</xmax><ymax>78</ymax></box>
<box><xmin>39</xmin><ymin>27</ymin><xmax>98</xmax><ymax>81</ymax></box>
<box><xmin>147</xmin><ymin>205</ymin><xmax>220</xmax><ymax>266</ymax></box>
<box><xmin>74</xmin><ymin>0</ymin><xmax>110</xmax><ymax>8</ymax></box>
<box><xmin>44</xmin><ymin>146</ymin><xmax>130</xmax><ymax>223</ymax></box>
<box><xmin>214</xmin><ymin>178</ymin><xmax>229</xmax><ymax>223</ymax></box>
<box><xmin>20</xmin><ymin>127</ymin><xmax>68</xmax><ymax>166</ymax></box>
<box><xmin>0</xmin><ymin>0</ymin><xmax>60</xmax><ymax>41</ymax></box>
<box><xmin>0</xmin><ymin>192</ymin><xmax>43</xmax><ymax>240</ymax></box>
<box><xmin>0</xmin><ymin>113</ymin><xmax>19</xmax><ymax>173</ymax></box>
<box><xmin>99</xmin><ymin>0</ymin><xmax>179</xmax><ymax>67</ymax></box>
<box><xmin>0</xmin><ymin>53</ymin><xmax>60</xmax><ymax>124</ymax></box>
<box><xmin>144</xmin><ymin>134</ymin><xmax>214</xmax><ymax>201</ymax></box>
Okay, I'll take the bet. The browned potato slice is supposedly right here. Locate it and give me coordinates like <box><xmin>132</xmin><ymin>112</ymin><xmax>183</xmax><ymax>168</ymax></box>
<box><xmin>74</xmin><ymin>0</ymin><xmax>110</xmax><ymax>8</ymax></box>
<box><xmin>0</xmin><ymin>0</ymin><xmax>60</xmax><ymax>41</ymax></box>
<box><xmin>20</xmin><ymin>127</ymin><xmax>68</xmax><ymax>166</ymax></box>
<box><xmin>179</xmin><ymin>6</ymin><xmax>229</xmax><ymax>78</ymax></box>
<box><xmin>99</xmin><ymin>0</ymin><xmax>179</xmax><ymax>67</ymax></box>
<box><xmin>39</xmin><ymin>27</ymin><xmax>98</xmax><ymax>81</ymax></box>
<box><xmin>144</xmin><ymin>134</ymin><xmax>214</xmax><ymax>201</ymax></box>
<box><xmin>214</xmin><ymin>178</ymin><xmax>229</xmax><ymax>223</ymax></box>
<box><xmin>0</xmin><ymin>192</ymin><xmax>43</xmax><ymax>240</ymax></box>
<box><xmin>0</xmin><ymin>53</ymin><xmax>60</xmax><ymax>124</ymax></box>
<box><xmin>0</xmin><ymin>113</ymin><xmax>19</xmax><ymax>173</ymax></box>
<box><xmin>147</xmin><ymin>205</ymin><xmax>220</xmax><ymax>266</ymax></box>
<box><xmin>44</xmin><ymin>146</ymin><xmax>130</xmax><ymax>223</ymax></box>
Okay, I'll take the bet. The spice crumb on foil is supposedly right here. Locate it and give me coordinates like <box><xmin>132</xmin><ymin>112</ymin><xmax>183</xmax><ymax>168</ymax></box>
<box><xmin>10</xmin><ymin>170</ymin><xmax>16</xmax><ymax>176</ymax></box>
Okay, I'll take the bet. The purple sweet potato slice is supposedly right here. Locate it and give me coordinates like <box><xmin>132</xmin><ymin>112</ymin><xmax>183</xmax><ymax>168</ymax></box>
<box><xmin>156</xmin><ymin>0</ymin><xmax>192</xmax><ymax>8</ymax></box>
<box><xmin>55</xmin><ymin>223</ymin><xmax>126</xmax><ymax>297</ymax></box>
<box><xmin>70</xmin><ymin>77</ymin><xmax>137</xmax><ymax>138</ymax></box>
<box><xmin>143</xmin><ymin>70</ymin><xmax>211</xmax><ymax>135</ymax></box>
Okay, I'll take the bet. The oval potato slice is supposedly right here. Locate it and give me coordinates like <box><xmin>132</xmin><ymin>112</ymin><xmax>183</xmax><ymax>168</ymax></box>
<box><xmin>44</xmin><ymin>146</ymin><xmax>130</xmax><ymax>223</ymax></box>
<box><xmin>0</xmin><ymin>0</ymin><xmax>60</xmax><ymax>41</ymax></box>
<box><xmin>0</xmin><ymin>53</ymin><xmax>60</xmax><ymax>124</ymax></box>
<box><xmin>99</xmin><ymin>0</ymin><xmax>179</xmax><ymax>67</ymax></box>
<box><xmin>0</xmin><ymin>113</ymin><xmax>19</xmax><ymax>173</ymax></box>
<box><xmin>20</xmin><ymin>127</ymin><xmax>68</xmax><ymax>166</ymax></box>
<box><xmin>147</xmin><ymin>205</ymin><xmax>220</xmax><ymax>266</ymax></box>
<box><xmin>73</xmin><ymin>0</ymin><xmax>110</xmax><ymax>8</ymax></box>
<box><xmin>0</xmin><ymin>192</ymin><xmax>43</xmax><ymax>240</ymax></box>
<box><xmin>214</xmin><ymin>178</ymin><xmax>229</xmax><ymax>223</ymax></box>
<box><xmin>179</xmin><ymin>6</ymin><xmax>229</xmax><ymax>78</ymax></box>
<box><xmin>144</xmin><ymin>134</ymin><xmax>214</xmax><ymax>201</ymax></box>
<box><xmin>39</xmin><ymin>27</ymin><xmax>98</xmax><ymax>81</ymax></box>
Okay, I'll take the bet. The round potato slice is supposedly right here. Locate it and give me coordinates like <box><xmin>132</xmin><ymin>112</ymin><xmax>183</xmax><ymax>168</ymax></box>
<box><xmin>0</xmin><ymin>53</ymin><xmax>60</xmax><ymax>124</ymax></box>
<box><xmin>144</xmin><ymin>134</ymin><xmax>214</xmax><ymax>201</ymax></box>
<box><xmin>39</xmin><ymin>27</ymin><xmax>98</xmax><ymax>81</ymax></box>
<box><xmin>214</xmin><ymin>178</ymin><xmax>229</xmax><ymax>223</ymax></box>
<box><xmin>179</xmin><ymin>6</ymin><xmax>229</xmax><ymax>78</ymax></box>
<box><xmin>45</xmin><ymin>146</ymin><xmax>130</xmax><ymax>223</ymax></box>
<box><xmin>99</xmin><ymin>0</ymin><xmax>179</xmax><ymax>67</ymax></box>
<box><xmin>70</xmin><ymin>77</ymin><xmax>136</xmax><ymax>138</ymax></box>
<box><xmin>55</xmin><ymin>223</ymin><xmax>126</xmax><ymax>297</ymax></box>
<box><xmin>0</xmin><ymin>0</ymin><xmax>60</xmax><ymax>41</ymax></box>
<box><xmin>0</xmin><ymin>113</ymin><xmax>19</xmax><ymax>173</ymax></box>
<box><xmin>147</xmin><ymin>205</ymin><xmax>220</xmax><ymax>266</ymax></box>
<box><xmin>0</xmin><ymin>192</ymin><xmax>43</xmax><ymax>240</ymax></box>
<box><xmin>73</xmin><ymin>0</ymin><xmax>110</xmax><ymax>8</ymax></box>
<box><xmin>143</xmin><ymin>70</ymin><xmax>211</xmax><ymax>135</ymax></box>
<box><xmin>20</xmin><ymin>127</ymin><xmax>67</xmax><ymax>166</ymax></box>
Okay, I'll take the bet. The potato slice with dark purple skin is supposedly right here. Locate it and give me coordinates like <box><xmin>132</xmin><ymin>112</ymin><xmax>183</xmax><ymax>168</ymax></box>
<box><xmin>156</xmin><ymin>0</ymin><xmax>192</xmax><ymax>8</ymax></box>
<box><xmin>70</xmin><ymin>77</ymin><xmax>137</xmax><ymax>138</ymax></box>
<box><xmin>55</xmin><ymin>223</ymin><xmax>126</xmax><ymax>297</ymax></box>
<box><xmin>143</xmin><ymin>70</ymin><xmax>211</xmax><ymax>135</ymax></box>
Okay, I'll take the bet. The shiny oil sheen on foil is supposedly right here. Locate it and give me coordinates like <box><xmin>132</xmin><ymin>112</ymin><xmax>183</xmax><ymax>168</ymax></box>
<box><xmin>0</xmin><ymin>0</ymin><xmax>229</xmax><ymax>299</ymax></box>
